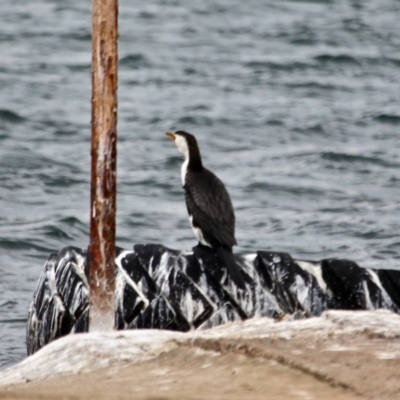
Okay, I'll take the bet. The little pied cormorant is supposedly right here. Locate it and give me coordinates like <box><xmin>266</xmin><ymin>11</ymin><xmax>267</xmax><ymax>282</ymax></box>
<box><xmin>165</xmin><ymin>130</ymin><xmax>245</xmax><ymax>289</ymax></box>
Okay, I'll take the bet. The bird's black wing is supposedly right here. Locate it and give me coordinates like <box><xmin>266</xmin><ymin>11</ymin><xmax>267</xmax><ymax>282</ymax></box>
<box><xmin>184</xmin><ymin>168</ymin><xmax>236</xmax><ymax>249</ymax></box>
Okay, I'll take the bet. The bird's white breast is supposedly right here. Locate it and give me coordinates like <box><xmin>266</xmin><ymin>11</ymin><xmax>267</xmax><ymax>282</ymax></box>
<box><xmin>181</xmin><ymin>158</ymin><xmax>188</xmax><ymax>186</ymax></box>
<box><xmin>174</xmin><ymin>135</ymin><xmax>190</xmax><ymax>186</ymax></box>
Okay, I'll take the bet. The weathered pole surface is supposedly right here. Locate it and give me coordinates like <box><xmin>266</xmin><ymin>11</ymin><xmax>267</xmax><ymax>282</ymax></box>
<box><xmin>89</xmin><ymin>0</ymin><xmax>118</xmax><ymax>331</ymax></box>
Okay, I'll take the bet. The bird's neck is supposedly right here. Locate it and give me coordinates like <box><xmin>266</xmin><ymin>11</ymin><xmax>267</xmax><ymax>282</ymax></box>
<box><xmin>187</xmin><ymin>146</ymin><xmax>203</xmax><ymax>172</ymax></box>
<box><xmin>181</xmin><ymin>148</ymin><xmax>203</xmax><ymax>185</ymax></box>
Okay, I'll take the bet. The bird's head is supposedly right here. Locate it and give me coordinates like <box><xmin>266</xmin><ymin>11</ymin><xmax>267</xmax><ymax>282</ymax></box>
<box><xmin>165</xmin><ymin>130</ymin><xmax>199</xmax><ymax>159</ymax></box>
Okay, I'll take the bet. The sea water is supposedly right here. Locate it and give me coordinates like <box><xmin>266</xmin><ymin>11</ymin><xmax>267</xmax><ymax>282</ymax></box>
<box><xmin>0</xmin><ymin>0</ymin><xmax>399</xmax><ymax>369</ymax></box>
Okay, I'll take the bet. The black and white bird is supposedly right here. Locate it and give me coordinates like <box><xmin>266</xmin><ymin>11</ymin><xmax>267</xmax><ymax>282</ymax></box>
<box><xmin>165</xmin><ymin>130</ymin><xmax>245</xmax><ymax>288</ymax></box>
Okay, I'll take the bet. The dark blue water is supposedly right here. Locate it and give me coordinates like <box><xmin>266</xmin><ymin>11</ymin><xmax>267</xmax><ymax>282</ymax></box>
<box><xmin>1</xmin><ymin>0</ymin><xmax>400</xmax><ymax>369</ymax></box>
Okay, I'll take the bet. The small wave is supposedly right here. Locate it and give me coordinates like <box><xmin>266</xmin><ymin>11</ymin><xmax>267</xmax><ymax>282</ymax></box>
<box><xmin>286</xmin><ymin>82</ymin><xmax>352</xmax><ymax>92</ymax></box>
<box><xmin>67</xmin><ymin>64</ymin><xmax>90</xmax><ymax>72</ymax></box>
<box><xmin>320</xmin><ymin>152</ymin><xmax>399</xmax><ymax>168</ymax></box>
<box><xmin>314</xmin><ymin>55</ymin><xmax>400</xmax><ymax>68</ymax></box>
<box><xmin>290</xmin><ymin>37</ymin><xmax>316</xmax><ymax>46</ymax></box>
<box><xmin>0</xmin><ymin>109</ymin><xmax>25</xmax><ymax>124</ymax></box>
<box><xmin>0</xmin><ymin>149</ymin><xmax>82</xmax><ymax>173</ymax></box>
<box><xmin>58</xmin><ymin>217</ymin><xmax>89</xmax><ymax>238</ymax></box>
<box><xmin>193</xmin><ymin>5</ymin><xmax>228</xmax><ymax>15</ymax></box>
<box><xmin>165</xmin><ymin>155</ymin><xmax>183</xmax><ymax>169</ymax></box>
<box><xmin>293</xmin><ymin>124</ymin><xmax>325</xmax><ymax>135</ymax></box>
<box><xmin>314</xmin><ymin>54</ymin><xmax>360</xmax><ymax>65</ymax></box>
<box><xmin>126</xmin><ymin>214</ymin><xmax>153</xmax><ymax>228</ymax></box>
<box><xmin>54</xmin><ymin>5</ymin><xmax>90</xmax><ymax>15</ymax></box>
<box><xmin>353</xmin><ymin>229</ymin><xmax>392</xmax><ymax>240</ymax></box>
<box><xmin>321</xmin><ymin>152</ymin><xmax>370</xmax><ymax>163</ymax></box>
<box><xmin>145</xmin><ymin>116</ymin><xmax>162</xmax><ymax>125</ymax></box>
<box><xmin>39</xmin><ymin>174</ymin><xmax>86</xmax><ymax>188</ymax></box>
<box><xmin>177</xmin><ymin>115</ymin><xmax>213</xmax><ymax>126</ymax></box>
<box><xmin>53</xmin><ymin>128</ymin><xmax>78</xmax><ymax>136</ymax></box>
<box><xmin>265</xmin><ymin>119</ymin><xmax>284</xmax><ymax>126</ymax></box>
<box><xmin>184</xmin><ymin>104</ymin><xmax>210</xmax><ymax>112</ymax></box>
<box><xmin>374</xmin><ymin>114</ymin><xmax>400</xmax><ymax>125</ymax></box>
<box><xmin>120</xmin><ymin>54</ymin><xmax>150</xmax><ymax>69</ymax></box>
<box><xmin>60</xmin><ymin>216</ymin><xmax>87</xmax><ymax>229</ymax></box>
<box><xmin>287</xmin><ymin>0</ymin><xmax>332</xmax><ymax>3</ymax></box>
<box><xmin>0</xmin><ymin>318</ymin><xmax>26</xmax><ymax>324</ymax></box>
<box><xmin>60</xmin><ymin>31</ymin><xmax>91</xmax><ymax>42</ymax></box>
<box><xmin>138</xmin><ymin>11</ymin><xmax>157</xmax><ymax>20</ymax></box>
<box><xmin>0</xmin><ymin>300</ymin><xmax>17</xmax><ymax>309</ymax></box>
<box><xmin>34</xmin><ymin>225</ymin><xmax>74</xmax><ymax>241</ymax></box>
<box><xmin>183</xmin><ymin>67</ymin><xmax>198</xmax><ymax>75</ymax></box>
<box><xmin>246</xmin><ymin>181</ymin><xmax>325</xmax><ymax>197</ymax></box>
<box><xmin>125</xmin><ymin>79</ymin><xmax>141</xmax><ymax>87</ymax></box>
<box><xmin>386</xmin><ymin>57</ymin><xmax>400</xmax><ymax>68</ymax></box>
<box><xmin>0</xmin><ymin>33</ymin><xmax>14</xmax><ymax>42</ymax></box>
<box><xmin>0</xmin><ymin>238</ymin><xmax>53</xmax><ymax>253</ymax></box>
<box><xmin>245</xmin><ymin>60</ymin><xmax>310</xmax><ymax>72</ymax></box>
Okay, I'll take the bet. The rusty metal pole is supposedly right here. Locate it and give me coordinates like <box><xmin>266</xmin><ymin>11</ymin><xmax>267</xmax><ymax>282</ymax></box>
<box><xmin>89</xmin><ymin>0</ymin><xmax>118</xmax><ymax>331</ymax></box>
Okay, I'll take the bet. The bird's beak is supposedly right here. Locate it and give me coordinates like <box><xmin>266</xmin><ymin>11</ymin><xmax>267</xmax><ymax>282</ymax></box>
<box><xmin>165</xmin><ymin>131</ymin><xmax>176</xmax><ymax>141</ymax></box>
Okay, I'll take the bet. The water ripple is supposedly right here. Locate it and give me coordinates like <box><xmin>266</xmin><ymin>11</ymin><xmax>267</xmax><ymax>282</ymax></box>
<box><xmin>120</xmin><ymin>54</ymin><xmax>150</xmax><ymax>69</ymax></box>
<box><xmin>0</xmin><ymin>109</ymin><xmax>25</xmax><ymax>123</ymax></box>
<box><xmin>320</xmin><ymin>152</ymin><xmax>400</xmax><ymax>168</ymax></box>
<box><xmin>374</xmin><ymin>114</ymin><xmax>400</xmax><ymax>125</ymax></box>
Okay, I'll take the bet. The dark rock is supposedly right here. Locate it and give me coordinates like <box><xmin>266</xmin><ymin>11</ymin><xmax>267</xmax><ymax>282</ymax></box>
<box><xmin>26</xmin><ymin>244</ymin><xmax>400</xmax><ymax>356</ymax></box>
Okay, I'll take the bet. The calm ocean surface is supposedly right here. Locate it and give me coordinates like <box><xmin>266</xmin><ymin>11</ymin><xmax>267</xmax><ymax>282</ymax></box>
<box><xmin>1</xmin><ymin>0</ymin><xmax>400</xmax><ymax>369</ymax></box>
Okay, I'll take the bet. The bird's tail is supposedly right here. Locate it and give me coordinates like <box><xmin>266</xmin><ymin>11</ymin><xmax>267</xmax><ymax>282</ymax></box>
<box><xmin>217</xmin><ymin>247</ymin><xmax>246</xmax><ymax>289</ymax></box>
